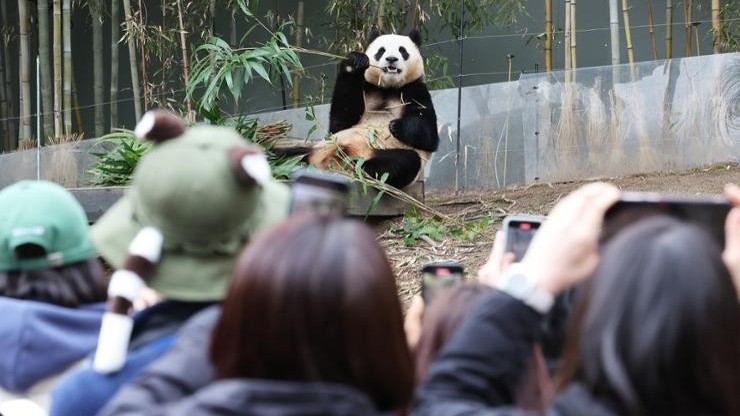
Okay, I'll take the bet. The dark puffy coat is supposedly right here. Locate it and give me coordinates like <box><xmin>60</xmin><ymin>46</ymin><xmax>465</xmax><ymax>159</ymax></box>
<box><xmin>411</xmin><ymin>292</ymin><xmax>621</xmax><ymax>416</ymax></box>
<box><xmin>99</xmin><ymin>305</ymin><xmax>390</xmax><ymax>416</ymax></box>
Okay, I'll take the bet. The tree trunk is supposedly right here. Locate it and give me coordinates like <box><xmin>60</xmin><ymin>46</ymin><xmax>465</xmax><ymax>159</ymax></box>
<box><xmin>292</xmin><ymin>1</ymin><xmax>304</xmax><ymax>107</ymax></box>
<box><xmin>111</xmin><ymin>0</ymin><xmax>120</xmax><ymax>128</ymax></box>
<box><xmin>622</xmin><ymin>0</ymin><xmax>636</xmax><ymax>80</ymax></box>
<box><xmin>91</xmin><ymin>0</ymin><xmax>105</xmax><ymax>137</ymax></box>
<box><xmin>665</xmin><ymin>0</ymin><xmax>672</xmax><ymax>59</ymax></box>
<box><xmin>122</xmin><ymin>0</ymin><xmax>142</xmax><ymax>120</ymax></box>
<box><xmin>544</xmin><ymin>0</ymin><xmax>552</xmax><ymax>71</ymax></box>
<box><xmin>38</xmin><ymin>0</ymin><xmax>53</xmax><ymax>142</ymax></box>
<box><xmin>175</xmin><ymin>0</ymin><xmax>194</xmax><ymax>121</ymax></box>
<box><xmin>62</xmin><ymin>0</ymin><xmax>72</xmax><ymax>135</ymax></box>
<box><xmin>646</xmin><ymin>0</ymin><xmax>658</xmax><ymax>61</ymax></box>
<box><xmin>18</xmin><ymin>0</ymin><xmax>32</xmax><ymax>145</ymax></box>
<box><xmin>609</xmin><ymin>0</ymin><xmax>620</xmax><ymax>65</ymax></box>
<box><xmin>53</xmin><ymin>0</ymin><xmax>63</xmax><ymax>139</ymax></box>
<box><xmin>711</xmin><ymin>0</ymin><xmax>720</xmax><ymax>53</ymax></box>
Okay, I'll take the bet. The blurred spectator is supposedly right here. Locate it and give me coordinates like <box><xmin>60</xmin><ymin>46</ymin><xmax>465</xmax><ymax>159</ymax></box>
<box><xmin>0</xmin><ymin>180</ymin><xmax>106</xmax><ymax>410</ymax></box>
<box><xmin>413</xmin><ymin>183</ymin><xmax>740</xmax><ymax>415</ymax></box>
<box><xmin>99</xmin><ymin>214</ymin><xmax>414</xmax><ymax>415</ymax></box>
<box><xmin>47</xmin><ymin>110</ymin><xmax>290</xmax><ymax>416</ymax></box>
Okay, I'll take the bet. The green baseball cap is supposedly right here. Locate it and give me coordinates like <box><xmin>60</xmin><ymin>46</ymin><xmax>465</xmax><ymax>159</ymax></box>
<box><xmin>91</xmin><ymin>125</ymin><xmax>290</xmax><ymax>302</ymax></box>
<box><xmin>0</xmin><ymin>180</ymin><xmax>97</xmax><ymax>271</ymax></box>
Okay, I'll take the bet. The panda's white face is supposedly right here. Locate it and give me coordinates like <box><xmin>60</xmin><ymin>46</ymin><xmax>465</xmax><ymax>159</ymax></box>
<box><xmin>364</xmin><ymin>34</ymin><xmax>424</xmax><ymax>89</ymax></box>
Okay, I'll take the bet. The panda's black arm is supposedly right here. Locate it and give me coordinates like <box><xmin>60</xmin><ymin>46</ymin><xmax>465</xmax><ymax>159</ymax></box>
<box><xmin>328</xmin><ymin>54</ymin><xmax>368</xmax><ymax>134</ymax></box>
<box><xmin>391</xmin><ymin>80</ymin><xmax>440</xmax><ymax>152</ymax></box>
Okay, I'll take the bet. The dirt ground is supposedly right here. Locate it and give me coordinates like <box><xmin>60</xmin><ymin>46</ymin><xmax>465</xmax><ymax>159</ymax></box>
<box><xmin>371</xmin><ymin>163</ymin><xmax>740</xmax><ymax>307</ymax></box>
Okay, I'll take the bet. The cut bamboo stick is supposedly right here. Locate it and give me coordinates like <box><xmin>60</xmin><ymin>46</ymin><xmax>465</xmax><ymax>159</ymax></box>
<box><xmin>545</xmin><ymin>0</ymin><xmax>552</xmax><ymax>71</ymax></box>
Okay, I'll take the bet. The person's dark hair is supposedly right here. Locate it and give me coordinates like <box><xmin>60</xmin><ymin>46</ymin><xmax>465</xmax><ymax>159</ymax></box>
<box><xmin>414</xmin><ymin>283</ymin><xmax>493</xmax><ymax>383</ymax></box>
<box><xmin>0</xmin><ymin>257</ymin><xmax>106</xmax><ymax>307</ymax></box>
<box><xmin>556</xmin><ymin>215</ymin><xmax>740</xmax><ymax>415</ymax></box>
<box><xmin>210</xmin><ymin>214</ymin><xmax>414</xmax><ymax>412</ymax></box>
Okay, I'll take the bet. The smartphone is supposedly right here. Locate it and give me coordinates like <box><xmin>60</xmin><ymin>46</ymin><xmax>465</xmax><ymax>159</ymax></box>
<box><xmin>602</xmin><ymin>191</ymin><xmax>732</xmax><ymax>246</ymax></box>
<box><xmin>420</xmin><ymin>260</ymin><xmax>464</xmax><ymax>304</ymax></box>
<box><xmin>289</xmin><ymin>168</ymin><xmax>350</xmax><ymax>216</ymax></box>
<box><xmin>502</xmin><ymin>215</ymin><xmax>545</xmax><ymax>262</ymax></box>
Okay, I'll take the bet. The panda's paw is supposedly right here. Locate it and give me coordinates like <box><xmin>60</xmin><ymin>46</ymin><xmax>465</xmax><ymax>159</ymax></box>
<box><xmin>389</xmin><ymin>119</ymin><xmax>404</xmax><ymax>139</ymax></box>
<box><xmin>345</xmin><ymin>52</ymin><xmax>369</xmax><ymax>73</ymax></box>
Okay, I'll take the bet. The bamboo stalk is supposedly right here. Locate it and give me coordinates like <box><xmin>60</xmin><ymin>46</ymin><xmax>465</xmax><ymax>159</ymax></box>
<box><xmin>175</xmin><ymin>0</ymin><xmax>194</xmax><ymax>122</ymax></box>
<box><xmin>63</xmin><ymin>0</ymin><xmax>72</xmax><ymax>135</ymax></box>
<box><xmin>137</xmin><ymin>0</ymin><xmax>149</xmax><ymax>109</ymax></box>
<box><xmin>291</xmin><ymin>1</ymin><xmax>304</xmax><ymax>108</ymax></box>
<box><xmin>665</xmin><ymin>0</ymin><xmax>672</xmax><ymax>59</ymax></box>
<box><xmin>377</xmin><ymin>0</ymin><xmax>385</xmax><ymax>31</ymax></box>
<box><xmin>544</xmin><ymin>0</ymin><xmax>552</xmax><ymax>71</ymax></box>
<box><xmin>693</xmin><ymin>22</ymin><xmax>701</xmax><ymax>55</ymax></box>
<box><xmin>18</xmin><ymin>0</ymin><xmax>32</xmax><ymax>144</ymax></box>
<box><xmin>53</xmin><ymin>0</ymin><xmax>63</xmax><ymax>139</ymax></box>
<box><xmin>711</xmin><ymin>0</ymin><xmax>720</xmax><ymax>53</ymax></box>
<box><xmin>609</xmin><ymin>0</ymin><xmax>620</xmax><ymax>65</ymax></box>
<box><xmin>564</xmin><ymin>0</ymin><xmax>571</xmax><ymax>73</ymax></box>
<box><xmin>110</xmin><ymin>0</ymin><xmax>120</xmax><ymax>128</ymax></box>
<box><xmin>0</xmin><ymin>39</ymin><xmax>6</xmax><ymax>149</ymax></box>
<box><xmin>683</xmin><ymin>0</ymin><xmax>692</xmax><ymax>57</ymax></box>
<box><xmin>570</xmin><ymin>0</ymin><xmax>577</xmax><ymax>69</ymax></box>
<box><xmin>91</xmin><ymin>0</ymin><xmax>105</xmax><ymax>137</ymax></box>
<box><xmin>0</xmin><ymin>0</ymin><xmax>16</xmax><ymax>149</ymax></box>
<box><xmin>622</xmin><ymin>0</ymin><xmax>636</xmax><ymax>80</ymax></box>
<box><xmin>38</xmin><ymin>0</ymin><xmax>53</xmax><ymax>141</ymax></box>
<box><xmin>122</xmin><ymin>0</ymin><xmax>142</xmax><ymax>120</ymax></box>
<box><xmin>646</xmin><ymin>0</ymin><xmax>658</xmax><ymax>61</ymax></box>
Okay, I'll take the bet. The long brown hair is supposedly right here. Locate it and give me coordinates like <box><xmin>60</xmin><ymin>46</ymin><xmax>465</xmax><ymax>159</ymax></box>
<box><xmin>210</xmin><ymin>214</ymin><xmax>414</xmax><ymax>412</ymax></box>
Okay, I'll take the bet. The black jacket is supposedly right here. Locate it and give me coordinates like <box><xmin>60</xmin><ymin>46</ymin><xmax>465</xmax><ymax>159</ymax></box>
<box><xmin>411</xmin><ymin>292</ymin><xmax>621</xmax><ymax>416</ymax></box>
<box><xmin>99</xmin><ymin>305</ymin><xmax>390</xmax><ymax>416</ymax></box>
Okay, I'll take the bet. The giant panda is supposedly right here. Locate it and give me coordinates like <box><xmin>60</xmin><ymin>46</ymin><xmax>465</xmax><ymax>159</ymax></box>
<box><xmin>301</xmin><ymin>29</ymin><xmax>439</xmax><ymax>189</ymax></box>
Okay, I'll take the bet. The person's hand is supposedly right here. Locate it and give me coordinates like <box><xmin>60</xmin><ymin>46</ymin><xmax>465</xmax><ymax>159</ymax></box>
<box><xmin>133</xmin><ymin>287</ymin><xmax>163</xmax><ymax>311</ymax></box>
<box><xmin>521</xmin><ymin>182</ymin><xmax>620</xmax><ymax>295</ymax></box>
<box><xmin>722</xmin><ymin>183</ymin><xmax>740</xmax><ymax>297</ymax></box>
<box><xmin>478</xmin><ymin>230</ymin><xmax>515</xmax><ymax>287</ymax></box>
<box><xmin>404</xmin><ymin>295</ymin><xmax>425</xmax><ymax>349</ymax></box>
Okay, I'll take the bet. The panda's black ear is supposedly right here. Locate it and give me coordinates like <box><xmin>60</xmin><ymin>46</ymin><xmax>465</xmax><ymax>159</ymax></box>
<box><xmin>408</xmin><ymin>28</ymin><xmax>422</xmax><ymax>47</ymax></box>
<box><xmin>367</xmin><ymin>28</ymin><xmax>381</xmax><ymax>44</ymax></box>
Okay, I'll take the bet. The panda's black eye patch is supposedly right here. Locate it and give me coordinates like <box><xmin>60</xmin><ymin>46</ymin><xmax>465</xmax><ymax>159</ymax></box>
<box><xmin>374</xmin><ymin>47</ymin><xmax>386</xmax><ymax>61</ymax></box>
<box><xmin>399</xmin><ymin>47</ymin><xmax>409</xmax><ymax>60</ymax></box>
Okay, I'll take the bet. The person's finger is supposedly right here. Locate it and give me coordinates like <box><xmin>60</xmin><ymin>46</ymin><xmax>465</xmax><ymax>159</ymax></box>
<box><xmin>725</xmin><ymin>183</ymin><xmax>740</xmax><ymax>206</ymax></box>
<box><xmin>722</xmin><ymin>207</ymin><xmax>740</xmax><ymax>299</ymax></box>
<box><xmin>404</xmin><ymin>295</ymin><xmax>426</xmax><ymax>349</ymax></box>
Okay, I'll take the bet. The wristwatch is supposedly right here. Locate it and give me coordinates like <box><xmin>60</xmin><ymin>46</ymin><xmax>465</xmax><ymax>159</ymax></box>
<box><xmin>496</xmin><ymin>262</ymin><xmax>555</xmax><ymax>314</ymax></box>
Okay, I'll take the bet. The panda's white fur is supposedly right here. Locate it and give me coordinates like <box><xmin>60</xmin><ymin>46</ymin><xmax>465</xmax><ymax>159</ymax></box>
<box><xmin>363</xmin><ymin>34</ymin><xmax>425</xmax><ymax>89</ymax></box>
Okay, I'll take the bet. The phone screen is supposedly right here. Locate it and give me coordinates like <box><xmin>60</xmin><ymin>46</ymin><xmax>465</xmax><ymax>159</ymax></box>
<box><xmin>289</xmin><ymin>169</ymin><xmax>350</xmax><ymax>216</ymax></box>
<box><xmin>602</xmin><ymin>192</ymin><xmax>731</xmax><ymax>246</ymax></box>
<box><xmin>421</xmin><ymin>261</ymin><xmax>464</xmax><ymax>304</ymax></box>
<box><xmin>504</xmin><ymin>217</ymin><xmax>543</xmax><ymax>262</ymax></box>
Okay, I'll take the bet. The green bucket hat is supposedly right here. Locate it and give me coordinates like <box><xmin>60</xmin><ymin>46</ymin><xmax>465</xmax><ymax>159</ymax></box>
<box><xmin>0</xmin><ymin>180</ymin><xmax>97</xmax><ymax>271</ymax></box>
<box><xmin>91</xmin><ymin>114</ymin><xmax>290</xmax><ymax>302</ymax></box>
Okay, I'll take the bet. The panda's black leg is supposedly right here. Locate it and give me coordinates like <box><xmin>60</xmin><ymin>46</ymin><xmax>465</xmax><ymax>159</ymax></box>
<box><xmin>362</xmin><ymin>149</ymin><xmax>421</xmax><ymax>189</ymax></box>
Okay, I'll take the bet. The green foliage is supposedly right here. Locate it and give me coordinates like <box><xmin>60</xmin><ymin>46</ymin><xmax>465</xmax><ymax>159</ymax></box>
<box><xmin>88</xmin><ymin>129</ymin><xmax>152</xmax><ymax>186</ymax></box>
<box><xmin>187</xmin><ymin>26</ymin><xmax>303</xmax><ymax>110</ymax></box>
<box><xmin>395</xmin><ymin>207</ymin><xmax>496</xmax><ymax>247</ymax></box>
<box><xmin>396</xmin><ymin>207</ymin><xmax>448</xmax><ymax>246</ymax></box>
<box><xmin>718</xmin><ymin>1</ymin><xmax>740</xmax><ymax>52</ymax></box>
